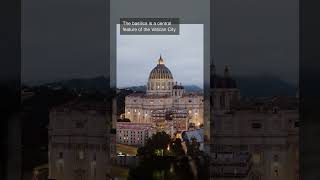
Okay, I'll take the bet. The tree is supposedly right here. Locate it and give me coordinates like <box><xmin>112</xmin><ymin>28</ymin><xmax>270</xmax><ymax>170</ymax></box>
<box><xmin>169</xmin><ymin>138</ymin><xmax>185</xmax><ymax>156</ymax></box>
<box><xmin>137</xmin><ymin>131</ymin><xmax>171</xmax><ymax>157</ymax></box>
<box><xmin>186</xmin><ymin>136</ymin><xmax>200</xmax><ymax>157</ymax></box>
<box><xmin>130</xmin><ymin>134</ymin><xmax>195</xmax><ymax>179</ymax></box>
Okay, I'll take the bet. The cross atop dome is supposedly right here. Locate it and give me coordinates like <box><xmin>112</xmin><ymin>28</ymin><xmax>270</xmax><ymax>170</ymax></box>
<box><xmin>158</xmin><ymin>54</ymin><xmax>165</xmax><ymax>65</ymax></box>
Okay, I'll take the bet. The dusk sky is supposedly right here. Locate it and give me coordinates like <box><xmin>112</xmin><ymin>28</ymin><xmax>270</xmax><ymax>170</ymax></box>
<box><xmin>21</xmin><ymin>0</ymin><xmax>298</xmax><ymax>86</ymax></box>
<box><xmin>116</xmin><ymin>24</ymin><xmax>204</xmax><ymax>88</ymax></box>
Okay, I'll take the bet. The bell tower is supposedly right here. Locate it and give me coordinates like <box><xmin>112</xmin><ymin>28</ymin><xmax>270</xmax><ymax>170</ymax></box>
<box><xmin>211</xmin><ymin>65</ymin><xmax>240</xmax><ymax>112</ymax></box>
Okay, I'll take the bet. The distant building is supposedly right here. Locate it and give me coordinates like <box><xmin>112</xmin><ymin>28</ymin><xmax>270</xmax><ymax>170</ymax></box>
<box><xmin>116</xmin><ymin>122</ymin><xmax>153</xmax><ymax>147</ymax></box>
<box><xmin>124</xmin><ymin>55</ymin><xmax>204</xmax><ymax>129</ymax></box>
<box><xmin>48</xmin><ymin>100</ymin><xmax>111</xmax><ymax>180</ymax></box>
<box><xmin>210</xmin><ymin>65</ymin><xmax>299</xmax><ymax>180</ymax></box>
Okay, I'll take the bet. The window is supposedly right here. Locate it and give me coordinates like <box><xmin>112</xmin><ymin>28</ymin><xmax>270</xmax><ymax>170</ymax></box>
<box><xmin>91</xmin><ymin>162</ymin><xmax>96</xmax><ymax>177</ymax></box>
<box><xmin>57</xmin><ymin>160</ymin><xmax>64</xmax><ymax>173</ymax></box>
<box><xmin>274</xmin><ymin>168</ymin><xmax>279</xmax><ymax>176</ymax></box>
<box><xmin>252</xmin><ymin>123</ymin><xmax>262</xmax><ymax>129</ymax></box>
<box><xmin>273</xmin><ymin>154</ymin><xmax>279</xmax><ymax>162</ymax></box>
<box><xmin>79</xmin><ymin>151</ymin><xmax>84</xmax><ymax>160</ymax></box>
<box><xmin>253</xmin><ymin>153</ymin><xmax>261</xmax><ymax>165</ymax></box>
<box><xmin>220</xmin><ymin>95</ymin><xmax>225</xmax><ymax>108</ymax></box>
<box><xmin>59</xmin><ymin>152</ymin><xmax>63</xmax><ymax>159</ymax></box>
<box><xmin>76</xmin><ymin>121</ymin><xmax>84</xmax><ymax>128</ymax></box>
<box><xmin>56</xmin><ymin>157</ymin><xmax>64</xmax><ymax>173</ymax></box>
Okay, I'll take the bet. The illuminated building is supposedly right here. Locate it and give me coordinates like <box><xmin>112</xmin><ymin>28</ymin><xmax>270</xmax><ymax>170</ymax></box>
<box><xmin>124</xmin><ymin>55</ymin><xmax>204</xmax><ymax>130</ymax></box>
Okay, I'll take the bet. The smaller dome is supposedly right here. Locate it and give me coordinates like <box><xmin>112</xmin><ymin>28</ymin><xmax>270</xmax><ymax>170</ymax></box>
<box><xmin>173</xmin><ymin>84</ymin><xmax>184</xmax><ymax>89</ymax></box>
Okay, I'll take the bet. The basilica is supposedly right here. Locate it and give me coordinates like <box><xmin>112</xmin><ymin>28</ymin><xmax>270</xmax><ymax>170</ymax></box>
<box><xmin>124</xmin><ymin>55</ymin><xmax>204</xmax><ymax>131</ymax></box>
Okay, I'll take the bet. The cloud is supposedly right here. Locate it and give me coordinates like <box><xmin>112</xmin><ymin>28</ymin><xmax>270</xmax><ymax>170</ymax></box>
<box><xmin>116</xmin><ymin>24</ymin><xmax>204</xmax><ymax>88</ymax></box>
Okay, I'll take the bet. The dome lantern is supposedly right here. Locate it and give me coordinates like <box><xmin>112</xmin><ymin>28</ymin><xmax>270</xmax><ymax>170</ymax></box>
<box><xmin>158</xmin><ymin>55</ymin><xmax>165</xmax><ymax>65</ymax></box>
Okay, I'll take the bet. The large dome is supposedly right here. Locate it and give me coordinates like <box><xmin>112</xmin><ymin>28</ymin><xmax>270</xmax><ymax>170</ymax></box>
<box><xmin>148</xmin><ymin>56</ymin><xmax>173</xmax><ymax>80</ymax></box>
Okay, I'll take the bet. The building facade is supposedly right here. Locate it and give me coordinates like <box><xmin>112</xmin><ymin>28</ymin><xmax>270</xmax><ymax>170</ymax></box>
<box><xmin>124</xmin><ymin>56</ymin><xmax>204</xmax><ymax>129</ymax></box>
<box><xmin>210</xmin><ymin>65</ymin><xmax>299</xmax><ymax>180</ymax></box>
<box><xmin>116</xmin><ymin>122</ymin><xmax>152</xmax><ymax>147</ymax></box>
<box><xmin>48</xmin><ymin>100</ymin><xmax>111</xmax><ymax>180</ymax></box>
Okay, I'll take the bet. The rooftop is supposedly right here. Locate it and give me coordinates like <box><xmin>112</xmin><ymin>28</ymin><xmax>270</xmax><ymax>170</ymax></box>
<box><xmin>117</xmin><ymin>122</ymin><xmax>153</xmax><ymax>130</ymax></box>
<box><xmin>51</xmin><ymin>98</ymin><xmax>109</xmax><ymax>114</ymax></box>
<box><xmin>237</xmin><ymin>96</ymin><xmax>298</xmax><ymax>110</ymax></box>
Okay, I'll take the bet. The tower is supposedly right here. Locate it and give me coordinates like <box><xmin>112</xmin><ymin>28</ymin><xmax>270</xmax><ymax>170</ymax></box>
<box><xmin>172</xmin><ymin>82</ymin><xmax>185</xmax><ymax>98</ymax></box>
<box><xmin>210</xmin><ymin>65</ymin><xmax>240</xmax><ymax>112</ymax></box>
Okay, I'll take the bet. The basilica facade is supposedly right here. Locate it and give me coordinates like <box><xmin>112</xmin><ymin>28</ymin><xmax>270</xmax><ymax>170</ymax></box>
<box><xmin>124</xmin><ymin>56</ymin><xmax>204</xmax><ymax>131</ymax></box>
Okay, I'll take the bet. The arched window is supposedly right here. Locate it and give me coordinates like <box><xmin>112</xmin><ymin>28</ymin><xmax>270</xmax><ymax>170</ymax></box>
<box><xmin>59</xmin><ymin>152</ymin><xmax>63</xmax><ymax>159</ymax></box>
<box><xmin>274</xmin><ymin>167</ymin><xmax>279</xmax><ymax>176</ymax></box>
<box><xmin>56</xmin><ymin>153</ymin><xmax>64</xmax><ymax>173</ymax></box>
<box><xmin>220</xmin><ymin>95</ymin><xmax>225</xmax><ymax>108</ymax></box>
<box><xmin>91</xmin><ymin>154</ymin><xmax>97</xmax><ymax>177</ymax></box>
